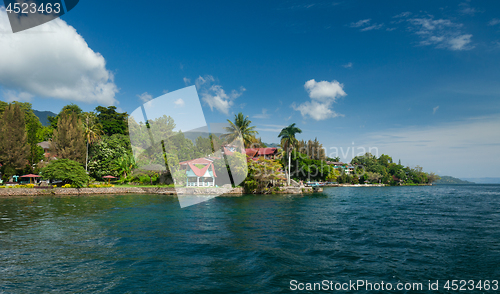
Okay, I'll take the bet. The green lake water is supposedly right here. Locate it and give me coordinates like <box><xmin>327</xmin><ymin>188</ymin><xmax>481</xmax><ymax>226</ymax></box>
<box><xmin>1</xmin><ymin>185</ymin><xmax>499</xmax><ymax>293</ymax></box>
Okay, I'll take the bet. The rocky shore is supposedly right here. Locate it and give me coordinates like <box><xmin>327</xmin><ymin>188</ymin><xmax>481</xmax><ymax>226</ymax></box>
<box><xmin>0</xmin><ymin>186</ymin><xmax>316</xmax><ymax>197</ymax></box>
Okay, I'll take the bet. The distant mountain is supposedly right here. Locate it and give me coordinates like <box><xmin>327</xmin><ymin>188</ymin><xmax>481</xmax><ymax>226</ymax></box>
<box><xmin>461</xmin><ymin>177</ymin><xmax>500</xmax><ymax>184</ymax></box>
<box><xmin>434</xmin><ymin>176</ymin><xmax>475</xmax><ymax>185</ymax></box>
<box><xmin>182</xmin><ymin>131</ymin><xmax>224</xmax><ymax>143</ymax></box>
<box><xmin>263</xmin><ymin>143</ymin><xmax>280</xmax><ymax>148</ymax></box>
<box><xmin>33</xmin><ymin>110</ymin><xmax>56</xmax><ymax>126</ymax></box>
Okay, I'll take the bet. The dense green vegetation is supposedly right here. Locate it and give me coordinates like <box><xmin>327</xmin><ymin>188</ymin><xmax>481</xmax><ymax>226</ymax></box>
<box><xmin>285</xmin><ymin>150</ymin><xmax>439</xmax><ymax>185</ymax></box>
<box><xmin>0</xmin><ymin>99</ymin><xmax>439</xmax><ymax>189</ymax></box>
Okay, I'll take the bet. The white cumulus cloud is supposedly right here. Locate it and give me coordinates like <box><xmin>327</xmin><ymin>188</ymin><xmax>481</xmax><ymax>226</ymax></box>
<box><xmin>0</xmin><ymin>7</ymin><xmax>118</xmax><ymax>105</ymax></box>
<box><xmin>195</xmin><ymin>75</ymin><xmax>245</xmax><ymax>115</ymax></box>
<box><xmin>293</xmin><ymin>79</ymin><xmax>346</xmax><ymax>121</ymax></box>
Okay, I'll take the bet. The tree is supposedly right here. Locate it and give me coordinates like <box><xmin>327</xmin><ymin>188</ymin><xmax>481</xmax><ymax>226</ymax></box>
<box><xmin>88</xmin><ymin>134</ymin><xmax>132</xmax><ymax>179</ymax></box>
<box><xmin>396</xmin><ymin>170</ymin><xmax>406</xmax><ymax>182</ymax></box>
<box><xmin>42</xmin><ymin>159</ymin><xmax>89</xmax><ymax>188</ymax></box>
<box><xmin>116</xmin><ymin>153</ymin><xmax>138</xmax><ymax>179</ymax></box>
<box><xmin>0</xmin><ymin>100</ymin><xmax>7</xmax><ymax>114</ymax></box>
<box><xmin>48</xmin><ymin>104</ymin><xmax>83</xmax><ymax>129</ymax></box>
<box><xmin>226</xmin><ymin>152</ymin><xmax>247</xmax><ymax>185</ymax></box>
<box><xmin>212</xmin><ymin>151</ymin><xmax>247</xmax><ymax>187</ymax></box>
<box><xmin>171</xmin><ymin>170</ymin><xmax>186</xmax><ymax>186</ymax></box>
<box><xmin>245</xmin><ymin>158</ymin><xmax>284</xmax><ymax>193</ymax></box>
<box><xmin>326</xmin><ymin>168</ymin><xmax>341</xmax><ymax>182</ymax></box>
<box><xmin>95</xmin><ymin>106</ymin><xmax>128</xmax><ymax>136</ymax></box>
<box><xmin>222</xmin><ymin>112</ymin><xmax>258</xmax><ymax>148</ymax></box>
<box><xmin>165</xmin><ymin>132</ymin><xmax>195</xmax><ymax>162</ymax></box>
<box><xmin>427</xmin><ymin>172</ymin><xmax>440</xmax><ymax>184</ymax></box>
<box><xmin>351</xmin><ymin>153</ymin><xmax>377</xmax><ymax>169</ymax></box>
<box><xmin>82</xmin><ymin>112</ymin><xmax>103</xmax><ymax>171</ymax></box>
<box><xmin>51</xmin><ymin>112</ymin><xmax>86</xmax><ymax>165</ymax></box>
<box><xmin>378</xmin><ymin>154</ymin><xmax>393</xmax><ymax>167</ymax></box>
<box><xmin>1</xmin><ymin>165</ymin><xmax>16</xmax><ymax>182</ymax></box>
<box><xmin>366</xmin><ymin>172</ymin><xmax>382</xmax><ymax>183</ymax></box>
<box><xmin>131</xmin><ymin>168</ymin><xmax>160</xmax><ymax>185</ymax></box>
<box><xmin>0</xmin><ymin>103</ymin><xmax>30</xmax><ymax>171</ymax></box>
<box><xmin>37</xmin><ymin>126</ymin><xmax>54</xmax><ymax>141</ymax></box>
<box><xmin>278</xmin><ymin>123</ymin><xmax>302</xmax><ymax>186</ymax></box>
<box><xmin>194</xmin><ymin>136</ymin><xmax>213</xmax><ymax>157</ymax></box>
<box><xmin>327</xmin><ymin>156</ymin><xmax>341</xmax><ymax>162</ymax></box>
<box><xmin>25</xmin><ymin>111</ymin><xmax>45</xmax><ymax>168</ymax></box>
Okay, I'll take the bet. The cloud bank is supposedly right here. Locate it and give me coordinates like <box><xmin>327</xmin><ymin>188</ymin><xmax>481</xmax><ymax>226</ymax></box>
<box><xmin>360</xmin><ymin>115</ymin><xmax>500</xmax><ymax>178</ymax></box>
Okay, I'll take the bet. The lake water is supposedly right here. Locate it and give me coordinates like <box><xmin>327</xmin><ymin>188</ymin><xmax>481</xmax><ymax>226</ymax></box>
<box><xmin>1</xmin><ymin>185</ymin><xmax>499</xmax><ymax>293</ymax></box>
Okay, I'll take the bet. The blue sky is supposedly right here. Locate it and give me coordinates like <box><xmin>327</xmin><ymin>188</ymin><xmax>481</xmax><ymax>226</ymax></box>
<box><xmin>1</xmin><ymin>0</ymin><xmax>500</xmax><ymax>178</ymax></box>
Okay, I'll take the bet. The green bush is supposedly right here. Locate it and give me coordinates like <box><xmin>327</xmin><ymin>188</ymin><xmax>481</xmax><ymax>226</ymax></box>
<box><xmin>42</xmin><ymin>159</ymin><xmax>89</xmax><ymax>188</ymax></box>
<box><xmin>243</xmin><ymin>179</ymin><xmax>258</xmax><ymax>193</ymax></box>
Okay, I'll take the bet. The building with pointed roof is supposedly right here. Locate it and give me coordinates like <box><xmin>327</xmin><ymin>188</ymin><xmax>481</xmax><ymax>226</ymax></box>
<box><xmin>179</xmin><ymin>157</ymin><xmax>218</xmax><ymax>187</ymax></box>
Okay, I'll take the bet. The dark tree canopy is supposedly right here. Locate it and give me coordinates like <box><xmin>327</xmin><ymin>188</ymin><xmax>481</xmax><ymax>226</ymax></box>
<box><xmin>95</xmin><ymin>106</ymin><xmax>128</xmax><ymax>136</ymax></box>
<box><xmin>48</xmin><ymin>104</ymin><xmax>83</xmax><ymax>129</ymax></box>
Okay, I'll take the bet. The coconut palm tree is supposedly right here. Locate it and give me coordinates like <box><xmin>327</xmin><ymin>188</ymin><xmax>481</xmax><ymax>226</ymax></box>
<box><xmin>222</xmin><ymin>112</ymin><xmax>258</xmax><ymax>149</ymax></box>
<box><xmin>82</xmin><ymin>112</ymin><xmax>103</xmax><ymax>172</ymax></box>
<box><xmin>278</xmin><ymin>123</ymin><xmax>302</xmax><ymax>186</ymax></box>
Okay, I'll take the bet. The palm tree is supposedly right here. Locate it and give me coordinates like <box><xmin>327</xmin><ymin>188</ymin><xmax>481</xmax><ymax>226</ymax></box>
<box><xmin>82</xmin><ymin>112</ymin><xmax>103</xmax><ymax>172</ymax></box>
<box><xmin>222</xmin><ymin>112</ymin><xmax>258</xmax><ymax>149</ymax></box>
<box><xmin>278</xmin><ymin>123</ymin><xmax>302</xmax><ymax>186</ymax></box>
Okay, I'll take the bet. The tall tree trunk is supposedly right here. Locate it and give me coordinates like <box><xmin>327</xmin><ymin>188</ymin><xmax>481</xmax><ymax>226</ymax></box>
<box><xmin>288</xmin><ymin>150</ymin><xmax>291</xmax><ymax>186</ymax></box>
<box><xmin>85</xmin><ymin>141</ymin><xmax>89</xmax><ymax>172</ymax></box>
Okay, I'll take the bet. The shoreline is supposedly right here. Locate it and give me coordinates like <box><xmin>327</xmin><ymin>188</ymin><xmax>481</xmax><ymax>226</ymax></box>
<box><xmin>0</xmin><ymin>186</ymin><xmax>317</xmax><ymax>197</ymax></box>
<box><xmin>0</xmin><ymin>183</ymin><xmax>435</xmax><ymax>197</ymax></box>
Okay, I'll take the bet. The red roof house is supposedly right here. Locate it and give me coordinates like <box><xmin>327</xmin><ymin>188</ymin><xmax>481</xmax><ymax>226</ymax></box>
<box><xmin>245</xmin><ymin>148</ymin><xmax>278</xmax><ymax>160</ymax></box>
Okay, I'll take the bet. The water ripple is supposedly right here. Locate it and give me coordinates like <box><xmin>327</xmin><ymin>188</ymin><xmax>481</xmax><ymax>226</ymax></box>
<box><xmin>1</xmin><ymin>185</ymin><xmax>499</xmax><ymax>293</ymax></box>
